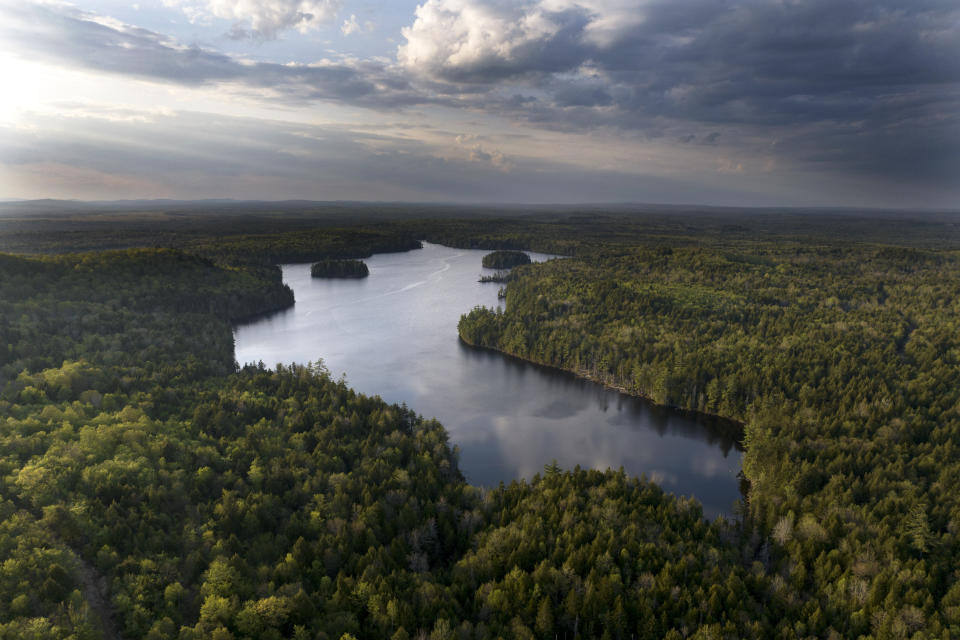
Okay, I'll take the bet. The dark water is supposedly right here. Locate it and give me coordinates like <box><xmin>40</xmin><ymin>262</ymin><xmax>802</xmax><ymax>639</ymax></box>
<box><xmin>234</xmin><ymin>242</ymin><xmax>743</xmax><ymax>518</ymax></box>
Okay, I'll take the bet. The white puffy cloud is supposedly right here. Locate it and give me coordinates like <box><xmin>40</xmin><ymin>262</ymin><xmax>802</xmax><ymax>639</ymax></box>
<box><xmin>568</xmin><ymin>0</ymin><xmax>648</xmax><ymax>48</ymax></box>
<box><xmin>340</xmin><ymin>13</ymin><xmax>360</xmax><ymax>36</ymax></box>
<box><xmin>165</xmin><ymin>0</ymin><xmax>341</xmax><ymax>38</ymax></box>
<box><xmin>454</xmin><ymin>134</ymin><xmax>511</xmax><ymax>170</ymax></box>
<box><xmin>397</xmin><ymin>0</ymin><xmax>650</xmax><ymax>81</ymax></box>
<box><xmin>398</xmin><ymin>0</ymin><xmax>581</xmax><ymax>82</ymax></box>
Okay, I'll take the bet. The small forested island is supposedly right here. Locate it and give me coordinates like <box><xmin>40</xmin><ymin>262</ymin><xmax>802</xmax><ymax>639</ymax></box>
<box><xmin>310</xmin><ymin>258</ymin><xmax>369</xmax><ymax>278</ymax></box>
<box><xmin>481</xmin><ymin>250</ymin><xmax>531</xmax><ymax>269</ymax></box>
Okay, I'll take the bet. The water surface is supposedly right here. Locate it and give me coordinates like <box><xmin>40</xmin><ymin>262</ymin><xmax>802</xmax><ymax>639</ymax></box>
<box><xmin>234</xmin><ymin>242</ymin><xmax>743</xmax><ymax>518</ymax></box>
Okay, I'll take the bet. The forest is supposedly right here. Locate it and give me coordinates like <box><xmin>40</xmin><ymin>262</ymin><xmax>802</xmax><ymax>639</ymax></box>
<box><xmin>311</xmin><ymin>260</ymin><xmax>370</xmax><ymax>279</ymax></box>
<box><xmin>480</xmin><ymin>252</ymin><xmax>531</xmax><ymax>270</ymax></box>
<box><xmin>458</xmin><ymin>241</ymin><xmax>960</xmax><ymax>639</ymax></box>
<box><xmin>1</xmin><ymin>203</ymin><xmax>959</xmax><ymax>639</ymax></box>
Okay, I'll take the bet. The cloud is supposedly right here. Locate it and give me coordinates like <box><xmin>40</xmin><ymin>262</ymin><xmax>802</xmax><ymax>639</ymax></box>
<box><xmin>454</xmin><ymin>134</ymin><xmax>511</xmax><ymax>170</ymax></box>
<box><xmin>0</xmin><ymin>0</ymin><xmax>957</xmax><ymax>203</ymax></box>
<box><xmin>680</xmin><ymin>131</ymin><xmax>720</xmax><ymax>146</ymax></box>
<box><xmin>399</xmin><ymin>0</ymin><xmax>592</xmax><ymax>83</ymax></box>
<box><xmin>0</xmin><ymin>107</ymin><xmax>789</xmax><ymax>204</ymax></box>
<box><xmin>397</xmin><ymin>0</ymin><xmax>960</xmax><ymax>119</ymax></box>
<box><xmin>0</xmin><ymin>3</ymin><xmax>430</xmax><ymax>109</ymax></box>
<box><xmin>397</xmin><ymin>0</ymin><xmax>960</xmax><ymax>191</ymax></box>
<box><xmin>165</xmin><ymin>0</ymin><xmax>341</xmax><ymax>38</ymax></box>
<box><xmin>340</xmin><ymin>13</ymin><xmax>360</xmax><ymax>36</ymax></box>
<box><xmin>0</xmin><ymin>109</ymin><xmax>447</xmax><ymax>199</ymax></box>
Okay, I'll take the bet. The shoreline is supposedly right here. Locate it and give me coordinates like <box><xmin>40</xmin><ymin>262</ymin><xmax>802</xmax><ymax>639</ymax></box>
<box><xmin>457</xmin><ymin>333</ymin><xmax>746</xmax><ymax>438</ymax></box>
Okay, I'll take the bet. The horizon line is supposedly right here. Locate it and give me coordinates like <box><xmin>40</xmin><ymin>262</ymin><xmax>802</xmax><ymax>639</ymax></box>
<box><xmin>2</xmin><ymin>197</ymin><xmax>958</xmax><ymax>216</ymax></box>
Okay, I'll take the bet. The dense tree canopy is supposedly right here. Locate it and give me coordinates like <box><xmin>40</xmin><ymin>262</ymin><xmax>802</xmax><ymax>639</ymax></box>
<box><xmin>0</xmin><ymin>244</ymin><xmax>762</xmax><ymax>639</ymax></box>
<box><xmin>460</xmin><ymin>242</ymin><xmax>960</xmax><ymax>638</ymax></box>
<box><xmin>310</xmin><ymin>260</ymin><xmax>369</xmax><ymax>279</ymax></box>
<box><xmin>480</xmin><ymin>251</ymin><xmax>531</xmax><ymax>270</ymax></box>
<box><xmin>2</xmin><ymin>208</ymin><xmax>960</xmax><ymax>638</ymax></box>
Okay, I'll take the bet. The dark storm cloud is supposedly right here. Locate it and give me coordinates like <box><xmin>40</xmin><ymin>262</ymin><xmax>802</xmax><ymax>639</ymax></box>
<box><xmin>400</xmin><ymin>0</ymin><xmax>959</xmax><ymax>190</ymax></box>
<box><xmin>551</xmin><ymin>82</ymin><xmax>613</xmax><ymax>108</ymax></box>
<box><xmin>598</xmin><ymin>0</ymin><xmax>960</xmax><ymax>125</ymax></box>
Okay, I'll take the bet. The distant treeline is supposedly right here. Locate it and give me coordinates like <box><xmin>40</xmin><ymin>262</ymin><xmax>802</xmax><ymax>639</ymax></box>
<box><xmin>192</xmin><ymin>232</ymin><xmax>422</xmax><ymax>266</ymax></box>
<box><xmin>310</xmin><ymin>259</ymin><xmax>369</xmax><ymax>278</ymax></box>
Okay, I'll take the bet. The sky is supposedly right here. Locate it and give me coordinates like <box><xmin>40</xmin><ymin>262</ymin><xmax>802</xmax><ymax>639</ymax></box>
<box><xmin>0</xmin><ymin>0</ymin><xmax>957</xmax><ymax>208</ymax></box>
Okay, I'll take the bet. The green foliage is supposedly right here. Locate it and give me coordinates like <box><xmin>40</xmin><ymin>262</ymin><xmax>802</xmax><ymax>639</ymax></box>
<box><xmin>481</xmin><ymin>251</ymin><xmax>531</xmax><ymax>269</ymax></box>
<box><xmin>2</xmin><ymin>357</ymin><xmax>761</xmax><ymax>638</ymax></box>
<box><xmin>5</xmin><ymin>209</ymin><xmax>960</xmax><ymax>638</ymax></box>
<box><xmin>460</xmin><ymin>240</ymin><xmax>960</xmax><ymax>636</ymax></box>
<box><xmin>905</xmin><ymin>502</ymin><xmax>932</xmax><ymax>556</ymax></box>
<box><xmin>0</xmin><ymin>238</ymin><xmax>771</xmax><ymax>639</ymax></box>
<box><xmin>477</xmin><ymin>271</ymin><xmax>511</xmax><ymax>283</ymax></box>
<box><xmin>0</xmin><ymin>249</ymin><xmax>294</xmax><ymax>385</ymax></box>
<box><xmin>310</xmin><ymin>259</ymin><xmax>369</xmax><ymax>279</ymax></box>
<box><xmin>0</xmin><ymin>503</ymin><xmax>100</xmax><ymax>637</ymax></box>
<box><xmin>451</xmin><ymin>470</ymin><xmax>766</xmax><ymax>637</ymax></box>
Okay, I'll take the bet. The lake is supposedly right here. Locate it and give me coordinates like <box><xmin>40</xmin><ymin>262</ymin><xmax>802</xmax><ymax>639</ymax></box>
<box><xmin>234</xmin><ymin>242</ymin><xmax>743</xmax><ymax>518</ymax></box>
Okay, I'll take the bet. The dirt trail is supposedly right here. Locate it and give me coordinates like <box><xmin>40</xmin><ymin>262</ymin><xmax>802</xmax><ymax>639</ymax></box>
<box><xmin>69</xmin><ymin>548</ymin><xmax>124</xmax><ymax>640</ymax></box>
<box><xmin>5</xmin><ymin>492</ymin><xmax>124</xmax><ymax>640</ymax></box>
